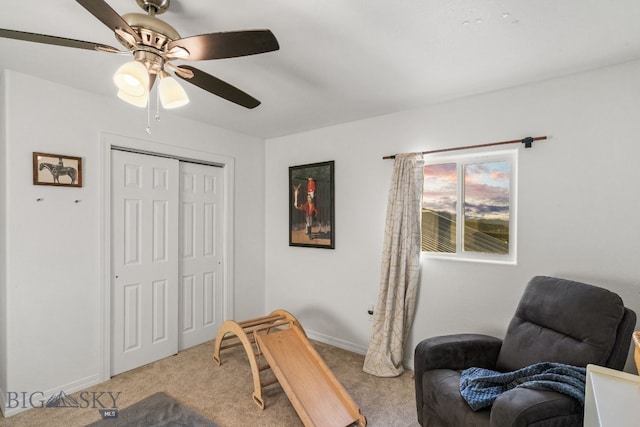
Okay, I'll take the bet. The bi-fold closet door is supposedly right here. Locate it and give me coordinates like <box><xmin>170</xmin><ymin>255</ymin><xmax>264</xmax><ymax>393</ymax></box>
<box><xmin>111</xmin><ymin>150</ymin><xmax>223</xmax><ymax>375</ymax></box>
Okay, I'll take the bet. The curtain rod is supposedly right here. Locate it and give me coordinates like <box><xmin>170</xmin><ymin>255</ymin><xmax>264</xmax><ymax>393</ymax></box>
<box><xmin>382</xmin><ymin>136</ymin><xmax>548</xmax><ymax>160</ymax></box>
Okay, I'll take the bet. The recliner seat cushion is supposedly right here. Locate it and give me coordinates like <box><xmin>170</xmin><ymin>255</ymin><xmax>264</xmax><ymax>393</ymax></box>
<box><xmin>421</xmin><ymin>369</ymin><xmax>491</xmax><ymax>426</ymax></box>
<box><xmin>496</xmin><ymin>276</ymin><xmax>625</xmax><ymax>372</ymax></box>
<box><xmin>422</xmin><ymin>369</ymin><xmax>583</xmax><ymax>427</ymax></box>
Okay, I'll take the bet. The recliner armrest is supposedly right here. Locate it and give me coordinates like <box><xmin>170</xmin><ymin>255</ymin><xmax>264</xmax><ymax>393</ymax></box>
<box><xmin>415</xmin><ymin>333</ymin><xmax>502</xmax><ymax>373</ymax></box>
<box><xmin>414</xmin><ymin>334</ymin><xmax>502</xmax><ymax>425</ymax></box>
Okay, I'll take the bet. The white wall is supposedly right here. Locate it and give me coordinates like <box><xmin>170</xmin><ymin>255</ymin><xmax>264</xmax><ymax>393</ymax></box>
<box><xmin>0</xmin><ymin>70</ymin><xmax>266</xmax><ymax>415</ymax></box>
<box><xmin>0</xmin><ymin>68</ymin><xmax>7</xmax><ymax>402</ymax></box>
<box><xmin>265</xmin><ymin>59</ymin><xmax>640</xmax><ymax>371</ymax></box>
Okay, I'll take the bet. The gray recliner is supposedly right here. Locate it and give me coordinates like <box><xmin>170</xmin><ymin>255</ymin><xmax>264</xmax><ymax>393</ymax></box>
<box><xmin>414</xmin><ymin>276</ymin><xmax>637</xmax><ymax>426</ymax></box>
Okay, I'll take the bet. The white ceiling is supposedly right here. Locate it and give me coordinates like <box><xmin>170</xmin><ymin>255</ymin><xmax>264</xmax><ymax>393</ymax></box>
<box><xmin>1</xmin><ymin>0</ymin><xmax>640</xmax><ymax>139</ymax></box>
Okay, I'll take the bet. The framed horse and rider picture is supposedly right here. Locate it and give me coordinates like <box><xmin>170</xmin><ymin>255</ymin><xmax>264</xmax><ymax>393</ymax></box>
<box><xmin>289</xmin><ymin>160</ymin><xmax>335</xmax><ymax>249</ymax></box>
<box><xmin>33</xmin><ymin>152</ymin><xmax>83</xmax><ymax>187</ymax></box>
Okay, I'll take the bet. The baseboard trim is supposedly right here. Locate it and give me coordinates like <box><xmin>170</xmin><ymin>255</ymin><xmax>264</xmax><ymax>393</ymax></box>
<box><xmin>1</xmin><ymin>374</ymin><xmax>101</xmax><ymax>418</ymax></box>
<box><xmin>306</xmin><ymin>330</ymin><xmax>414</xmax><ymax>372</ymax></box>
<box><xmin>305</xmin><ymin>329</ymin><xmax>368</xmax><ymax>355</ymax></box>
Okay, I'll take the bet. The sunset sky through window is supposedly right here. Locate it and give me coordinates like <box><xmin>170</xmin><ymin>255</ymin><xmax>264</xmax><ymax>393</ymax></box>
<box><xmin>423</xmin><ymin>161</ymin><xmax>510</xmax><ymax>221</ymax></box>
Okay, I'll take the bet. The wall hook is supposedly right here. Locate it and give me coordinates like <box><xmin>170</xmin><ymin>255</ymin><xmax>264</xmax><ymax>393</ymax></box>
<box><xmin>75</xmin><ymin>200</ymin><xmax>81</xmax><ymax>203</ymax></box>
<box><xmin>36</xmin><ymin>198</ymin><xmax>44</xmax><ymax>202</ymax></box>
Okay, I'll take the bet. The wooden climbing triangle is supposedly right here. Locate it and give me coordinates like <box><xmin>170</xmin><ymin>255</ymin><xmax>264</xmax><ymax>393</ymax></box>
<box><xmin>213</xmin><ymin>309</ymin><xmax>367</xmax><ymax>426</ymax></box>
<box><xmin>213</xmin><ymin>309</ymin><xmax>302</xmax><ymax>409</ymax></box>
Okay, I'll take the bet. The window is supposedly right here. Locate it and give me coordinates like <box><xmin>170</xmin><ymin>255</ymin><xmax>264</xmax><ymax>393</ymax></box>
<box><xmin>421</xmin><ymin>150</ymin><xmax>517</xmax><ymax>263</ymax></box>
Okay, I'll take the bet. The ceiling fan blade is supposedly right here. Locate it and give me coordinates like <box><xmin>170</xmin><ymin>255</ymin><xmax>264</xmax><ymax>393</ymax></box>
<box><xmin>168</xmin><ymin>30</ymin><xmax>279</xmax><ymax>61</ymax></box>
<box><xmin>0</xmin><ymin>28</ymin><xmax>121</xmax><ymax>53</ymax></box>
<box><xmin>165</xmin><ymin>62</ymin><xmax>194</xmax><ymax>79</ymax></box>
<box><xmin>176</xmin><ymin>65</ymin><xmax>260</xmax><ymax>109</ymax></box>
<box><xmin>76</xmin><ymin>0</ymin><xmax>141</xmax><ymax>44</ymax></box>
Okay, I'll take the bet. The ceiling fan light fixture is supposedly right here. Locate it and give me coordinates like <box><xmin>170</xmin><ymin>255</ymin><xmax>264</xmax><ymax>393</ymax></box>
<box><xmin>113</xmin><ymin>60</ymin><xmax>149</xmax><ymax>97</ymax></box>
<box><xmin>117</xmin><ymin>89</ymin><xmax>149</xmax><ymax>108</ymax></box>
<box><xmin>159</xmin><ymin>74</ymin><xmax>189</xmax><ymax>109</ymax></box>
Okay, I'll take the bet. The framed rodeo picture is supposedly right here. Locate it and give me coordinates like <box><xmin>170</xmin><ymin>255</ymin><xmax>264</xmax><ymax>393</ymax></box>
<box><xmin>33</xmin><ymin>152</ymin><xmax>83</xmax><ymax>187</ymax></box>
<box><xmin>289</xmin><ymin>160</ymin><xmax>335</xmax><ymax>249</ymax></box>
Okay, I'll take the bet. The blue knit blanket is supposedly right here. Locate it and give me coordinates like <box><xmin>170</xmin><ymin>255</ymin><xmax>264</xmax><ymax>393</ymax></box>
<box><xmin>459</xmin><ymin>362</ymin><xmax>586</xmax><ymax>411</ymax></box>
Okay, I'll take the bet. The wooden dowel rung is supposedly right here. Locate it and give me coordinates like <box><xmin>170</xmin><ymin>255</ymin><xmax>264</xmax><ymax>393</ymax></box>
<box><xmin>258</xmin><ymin>364</ymin><xmax>271</xmax><ymax>372</ymax></box>
<box><xmin>260</xmin><ymin>378</ymin><xmax>279</xmax><ymax>388</ymax></box>
<box><xmin>220</xmin><ymin>334</ymin><xmax>256</xmax><ymax>345</ymax></box>
<box><xmin>250</xmin><ymin>321</ymin><xmax>291</xmax><ymax>335</ymax></box>
<box><xmin>239</xmin><ymin>314</ymin><xmax>286</xmax><ymax>329</ymax></box>
<box><xmin>247</xmin><ymin>323</ymin><xmax>278</xmax><ymax>334</ymax></box>
<box><xmin>220</xmin><ymin>341</ymin><xmax>243</xmax><ymax>351</ymax></box>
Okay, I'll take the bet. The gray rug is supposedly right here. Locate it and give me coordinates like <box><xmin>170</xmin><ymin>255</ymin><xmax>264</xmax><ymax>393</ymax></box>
<box><xmin>85</xmin><ymin>392</ymin><xmax>219</xmax><ymax>427</ymax></box>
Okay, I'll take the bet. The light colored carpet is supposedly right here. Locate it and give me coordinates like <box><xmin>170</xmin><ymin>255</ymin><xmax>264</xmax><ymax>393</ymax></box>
<box><xmin>0</xmin><ymin>340</ymin><xmax>419</xmax><ymax>426</ymax></box>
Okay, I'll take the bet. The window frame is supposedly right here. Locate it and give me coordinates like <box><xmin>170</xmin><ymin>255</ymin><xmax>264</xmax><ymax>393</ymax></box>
<box><xmin>421</xmin><ymin>148</ymin><xmax>518</xmax><ymax>265</ymax></box>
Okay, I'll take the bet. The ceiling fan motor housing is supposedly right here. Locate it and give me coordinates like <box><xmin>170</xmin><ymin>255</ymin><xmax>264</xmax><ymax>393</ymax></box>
<box><xmin>116</xmin><ymin>12</ymin><xmax>181</xmax><ymax>74</ymax></box>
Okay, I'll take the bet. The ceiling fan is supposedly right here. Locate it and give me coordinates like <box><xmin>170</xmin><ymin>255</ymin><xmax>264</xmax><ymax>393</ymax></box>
<box><xmin>0</xmin><ymin>0</ymin><xmax>279</xmax><ymax>109</ymax></box>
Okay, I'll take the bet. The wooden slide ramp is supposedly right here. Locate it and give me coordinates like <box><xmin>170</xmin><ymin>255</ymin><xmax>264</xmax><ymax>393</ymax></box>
<box><xmin>213</xmin><ymin>310</ymin><xmax>366</xmax><ymax>426</ymax></box>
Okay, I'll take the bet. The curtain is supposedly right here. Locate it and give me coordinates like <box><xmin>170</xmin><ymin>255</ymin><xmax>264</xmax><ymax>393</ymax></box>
<box><xmin>363</xmin><ymin>152</ymin><xmax>424</xmax><ymax>377</ymax></box>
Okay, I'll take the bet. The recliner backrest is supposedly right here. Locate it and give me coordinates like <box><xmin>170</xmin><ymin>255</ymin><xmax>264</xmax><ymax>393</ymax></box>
<box><xmin>496</xmin><ymin>276</ymin><xmax>629</xmax><ymax>372</ymax></box>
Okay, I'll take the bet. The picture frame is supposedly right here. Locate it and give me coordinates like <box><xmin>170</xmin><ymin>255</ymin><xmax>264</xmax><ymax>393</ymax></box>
<box><xmin>289</xmin><ymin>160</ymin><xmax>335</xmax><ymax>249</ymax></box>
<box><xmin>33</xmin><ymin>152</ymin><xmax>83</xmax><ymax>187</ymax></box>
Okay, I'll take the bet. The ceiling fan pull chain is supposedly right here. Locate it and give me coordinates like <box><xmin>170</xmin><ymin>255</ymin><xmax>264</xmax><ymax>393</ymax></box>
<box><xmin>146</xmin><ymin>95</ymin><xmax>152</xmax><ymax>134</ymax></box>
<box><xmin>155</xmin><ymin>84</ymin><xmax>161</xmax><ymax>122</ymax></box>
